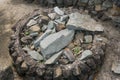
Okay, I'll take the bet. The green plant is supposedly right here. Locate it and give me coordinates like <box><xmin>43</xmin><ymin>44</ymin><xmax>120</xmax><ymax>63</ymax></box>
<box><xmin>72</xmin><ymin>47</ymin><xmax>81</xmax><ymax>54</ymax></box>
<box><xmin>25</xmin><ymin>31</ymin><xmax>30</xmax><ymax>35</ymax></box>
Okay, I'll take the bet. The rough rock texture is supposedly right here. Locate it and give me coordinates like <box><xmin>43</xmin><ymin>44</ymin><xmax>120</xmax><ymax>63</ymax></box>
<box><xmin>48</xmin><ymin>13</ymin><xmax>57</xmax><ymax>20</ymax></box>
<box><xmin>34</xmin><ymin>29</ymin><xmax>53</xmax><ymax>47</ymax></box>
<box><xmin>64</xmin><ymin>48</ymin><xmax>75</xmax><ymax>62</ymax></box>
<box><xmin>8</xmin><ymin>10</ymin><xmax>106</xmax><ymax>80</ymax></box>
<box><xmin>45</xmin><ymin>50</ymin><xmax>63</xmax><ymax>64</ymax></box>
<box><xmin>40</xmin><ymin>29</ymin><xmax>74</xmax><ymax>58</ymax></box>
<box><xmin>84</xmin><ymin>35</ymin><xmax>93</xmax><ymax>43</ymax></box>
<box><xmin>23</xmin><ymin>47</ymin><xmax>43</xmax><ymax>61</ymax></box>
<box><xmin>54</xmin><ymin>7</ymin><xmax>64</xmax><ymax>15</ymax></box>
<box><xmin>80</xmin><ymin>50</ymin><xmax>93</xmax><ymax>60</ymax></box>
<box><xmin>66</xmin><ymin>12</ymin><xmax>104</xmax><ymax>32</ymax></box>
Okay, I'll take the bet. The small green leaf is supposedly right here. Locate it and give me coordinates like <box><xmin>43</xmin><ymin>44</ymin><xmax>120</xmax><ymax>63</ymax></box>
<box><xmin>25</xmin><ymin>31</ymin><xmax>30</xmax><ymax>35</ymax></box>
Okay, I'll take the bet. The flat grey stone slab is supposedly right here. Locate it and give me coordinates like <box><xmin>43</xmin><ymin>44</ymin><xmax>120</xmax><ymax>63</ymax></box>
<box><xmin>40</xmin><ymin>29</ymin><xmax>75</xmax><ymax>58</ymax></box>
<box><xmin>66</xmin><ymin>12</ymin><xmax>104</xmax><ymax>32</ymax></box>
<box><xmin>54</xmin><ymin>7</ymin><xmax>64</xmax><ymax>15</ymax></box>
<box><xmin>34</xmin><ymin>29</ymin><xmax>53</xmax><ymax>47</ymax></box>
<box><xmin>45</xmin><ymin>50</ymin><xmax>63</xmax><ymax>65</ymax></box>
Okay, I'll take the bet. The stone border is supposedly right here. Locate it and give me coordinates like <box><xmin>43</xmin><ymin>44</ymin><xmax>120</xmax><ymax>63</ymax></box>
<box><xmin>0</xmin><ymin>67</ymin><xmax>13</xmax><ymax>80</ymax></box>
<box><xmin>8</xmin><ymin>9</ymin><xmax>106</xmax><ymax>80</ymax></box>
<box><xmin>26</xmin><ymin>0</ymin><xmax>120</xmax><ymax>10</ymax></box>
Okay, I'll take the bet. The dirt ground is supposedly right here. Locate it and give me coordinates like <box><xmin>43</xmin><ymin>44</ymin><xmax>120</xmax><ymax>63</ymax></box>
<box><xmin>95</xmin><ymin>21</ymin><xmax>120</xmax><ymax>80</ymax></box>
<box><xmin>0</xmin><ymin>0</ymin><xmax>120</xmax><ymax>80</ymax></box>
<box><xmin>0</xmin><ymin>0</ymin><xmax>41</xmax><ymax>79</ymax></box>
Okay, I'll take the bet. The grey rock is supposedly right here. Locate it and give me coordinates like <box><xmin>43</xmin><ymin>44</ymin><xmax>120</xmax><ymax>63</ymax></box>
<box><xmin>60</xmin><ymin>15</ymin><xmax>69</xmax><ymax>22</ymax></box>
<box><xmin>55</xmin><ymin>19</ymin><xmax>66</xmax><ymax>25</ymax></box>
<box><xmin>84</xmin><ymin>35</ymin><xmax>93</xmax><ymax>43</ymax></box>
<box><xmin>30</xmin><ymin>32</ymin><xmax>39</xmax><ymax>37</ymax></box>
<box><xmin>23</xmin><ymin>47</ymin><xmax>43</xmax><ymax>61</ymax></box>
<box><xmin>34</xmin><ymin>29</ymin><xmax>53</xmax><ymax>47</ymax></box>
<box><xmin>80</xmin><ymin>0</ymin><xmax>89</xmax><ymax>3</ymax></box>
<box><xmin>51</xmin><ymin>27</ymin><xmax>56</xmax><ymax>33</ymax></box>
<box><xmin>47</xmin><ymin>0</ymin><xmax>56</xmax><ymax>4</ymax></box>
<box><xmin>48</xmin><ymin>21</ymin><xmax>56</xmax><ymax>29</ymax></box>
<box><xmin>27</xmin><ymin>19</ymin><xmax>37</xmax><ymax>27</ymax></box>
<box><xmin>54</xmin><ymin>7</ymin><xmax>64</xmax><ymax>15</ymax></box>
<box><xmin>56</xmin><ymin>0</ymin><xmax>64</xmax><ymax>6</ymax></box>
<box><xmin>80</xmin><ymin>50</ymin><xmax>93</xmax><ymax>60</ymax></box>
<box><xmin>102</xmin><ymin>0</ymin><xmax>113</xmax><ymax>10</ymax></box>
<box><xmin>88</xmin><ymin>0</ymin><xmax>94</xmax><ymax>6</ymax></box>
<box><xmin>66</xmin><ymin>12</ymin><xmax>104</xmax><ymax>32</ymax></box>
<box><xmin>33</xmin><ymin>15</ymin><xmax>39</xmax><ymax>20</ymax></box>
<box><xmin>63</xmin><ymin>48</ymin><xmax>75</xmax><ymax>62</ymax></box>
<box><xmin>111</xmin><ymin>61</ymin><xmax>120</xmax><ymax>74</ymax></box>
<box><xmin>48</xmin><ymin>21</ymin><xmax>56</xmax><ymax>33</ymax></box>
<box><xmin>45</xmin><ymin>51</ymin><xmax>63</xmax><ymax>64</ymax></box>
<box><xmin>73</xmin><ymin>0</ymin><xmax>78</xmax><ymax>6</ymax></box>
<box><xmin>42</xmin><ymin>22</ymin><xmax>56</xmax><ymax>33</ymax></box>
<box><xmin>40</xmin><ymin>29</ymin><xmax>75</xmax><ymax>58</ymax></box>
<box><xmin>113</xmin><ymin>17</ymin><xmax>120</xmax><ymax>23</ymax></box>
<box><xmin>78</xmin><ymin>0</ymin><xmax>89</xmax><ymax>6</ymax></box>
<box><xmin>48</xmin><ymin>13</ymin><xmax>57</xmax><ymax>20</ymax></box>
<box><xmin>113</xmin><ymin>0</ymin><xmax>120</xmax><ymax>7</ymax></box>
<box><xmin>42</xmin><ymin>25</ymin><xmax>48</xmax><ymax>32</ymax></box>
<box><xmin>26</xmin><ymin>0</ymin><xmax>34</xmax><ymax>3</ymax></box>
<box><xmin>94</xmin><ymin>0</ymin><xmax>102</xmax><ymax>5</ymax></box>
<box><xmin>64</xmin><ymin>0</ymin><xmax>73</xmax><ymax>6</ymax></box>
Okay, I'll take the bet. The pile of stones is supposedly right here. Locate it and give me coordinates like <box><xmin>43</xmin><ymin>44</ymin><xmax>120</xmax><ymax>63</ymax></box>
<box><xmin>26</xmin><ymin>0</ymin><xmax>118</xmax><ymax>10</ymax></box>
<box><xmin>9</xmin><ymin>7</ymin><xmax>107</xmax><ymax>80</ymax></box>
<box><xmin>25</xmin><ymin>0</ymin><xmax>120</xmax><ymax>27</ymax></box>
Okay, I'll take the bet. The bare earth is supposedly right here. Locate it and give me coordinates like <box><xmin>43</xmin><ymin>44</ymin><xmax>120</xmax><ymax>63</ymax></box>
<box><xmin>0</xmin><ymin>0</ymin><xmax>41</xmax><ymax>79</ymax></box>
<box><xmin>0</xmin><ymin>0</ymin><xmax>120</xmax><ymax>80</ymax></box>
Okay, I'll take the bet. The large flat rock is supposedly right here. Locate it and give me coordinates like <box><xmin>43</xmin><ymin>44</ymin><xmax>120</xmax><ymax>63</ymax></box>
<box><xmin>40</xmin><ymin>29</ymin><xmax>75</xmax><ymax>58</ymax></box>
<box><xmin>66</xmin><ymin>12</ymin><xmax>104</xmax><ymax>32</ymax></box>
